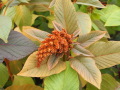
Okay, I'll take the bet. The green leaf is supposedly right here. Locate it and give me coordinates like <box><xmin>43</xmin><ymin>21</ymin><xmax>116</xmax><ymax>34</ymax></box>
<box><xmin>76</xmin><ymin>0</ymin><xmax>105</xmax><ymax>8</ymax></box>
<box><xmin>105</xmin><ymin>10</ymin><xmax>120</xmax><ymax>26</ymax></box>
<box><xmin>54</xmin><ymin>0</ymin><xmax>79</xmax><ymax>34</ymax></box>
<box><xmin>0</xmin><ymin>63</ymin><xmax>9</xmax><ymax>88</ymax></box>
<box><xmin>87</xmin><ymin>41</ymin><xmax>120</xmax><ymax>69</ymax></box>
<box><xmin>78</xmin><ymin>31</ymin><xmax>106</xmax><ymax>48</ymax></box>
<box><xmin>4</xmin><ymin>6</ymin><xmax>16</xmax><ymax>20</ymax></box>
<box><xmin>72</xmin><ymin>44</ymin><xmax>93</xmax><ymax>56</ymax></box>
<box><xmin>77</xmin><ymin>12</ymin><xmax>92</xmax><ymax>34</ymax></box>
<box><xmin>6</xmin><ymin>84</ymin><xmax>44</xmax><ymax>90</ymax></box>
<box><xmin>47</xmin><ymin>15</ymin><xmax>55</xmax><ymax>28</ymax></box>
<box><xmin>13</xmin><ymin>76</ymin><xmax>34</xmax><ymax>85</ymax></box>
<box><xmin>18</xmin><ymin>52</ymin><xmax>66</xmax><ymax>77</ymax></box>
<box><xmin>0</xmin><ymin>15</ymin><xmax>12</xmax><ymax>43</ymax></box>
<box><xmin>86</xmin><ymin>74</ymin><xmax>120</xmax><ymax>90</ymax></box>
<box><xmin>98</xmin><ymin>5</ymin><xmax>120</xmax><ymax>22</ymax></box>
<box><xmin>44</xmin><ymin>62</ymin><xmax>79</xmax><ymax>90</ymax></box>
<box><xmin>70</xmin><ymin>57</ymin><xmax>101</xmax><ymax>89</ymax></box>
<box><xmin>107</xmin><ymin>0</ymin><xmax>120</xmax><ymax>7</ymax></box>
<box><xmin>0</xmin><ymin>31</ymin><xmax>37</xmax><ymax>62</ymax></box>
<box><xmin>13</xmin><ymin>5</ymin><xmax>32</xmax><ymax>29</ymax></box>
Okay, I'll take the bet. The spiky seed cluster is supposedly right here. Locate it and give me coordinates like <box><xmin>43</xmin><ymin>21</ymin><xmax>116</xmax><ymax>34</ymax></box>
<box><xmin>36</xmin><ymin>29</ymin><xmax>73</xmax><ymax>67</ymax></box>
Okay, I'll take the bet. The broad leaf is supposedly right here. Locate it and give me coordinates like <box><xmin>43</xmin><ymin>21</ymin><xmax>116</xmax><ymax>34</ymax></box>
<box><xmin>86</xmin><ymin>74</ymin><xmax>120</xmax><ymax>90</ymax></box>
<box><xmin>47</xmin><ymin>54</ymin><xmax>63</xmax><ymax>70</ymax></box>
<box><xmin>49</xmin><ymin>0</ymin><xmax>56</xmax><ymax>8</ymax></box>
<box><xmin>0</xmin><ymin>31</ymin><xmax>37</xmax><ymax>62</ymax></box>
<box><xmin>44</xmin><ymin>62</ymin><xmax>79</xmax><ymax>90</ymax></box>
<box><xmin>54</xmin><ymin>0</ymin><xmax>79</xmax><ymax>34</ymax></box>
<box><xmin>87</xmin><ymin>41</ymin><xmax>120</xmax><ymax>69</ymax></box>
<box><xmin>9</xmin><ymin>58</ymin><xmax>26</xmax><ymax>74</ymax></box>
<box><xmin>70</xmin><ymin>57</ymin><xmax>101</xmax><ymax>89</ymax></box>
<box><xmin>13</xmin><ymin>5</ymin><xmax>32</xmax><ymax>29</ymax></box>
<box><xmin>6</xmin><ymin>84</ymin><xmax>44</xmax><ymax>90</ymax></box>
<box><xmin>0</xmin><ymin>64</ymin><xmax>9</xmax><ymax>88</ymax></box>
<box><xmin>4</xmin><ymin>6</ymin><xmax>16</xmax><ymax>20</ymax></box>
<box><xmin>8</xmin><ymin>0</ymin><xmax>30</xmax><ymax>7</ymax></box>
<box><xmin>18</xmin><ymin>52</ymin><xmax>66</xmax><ymax>77</ymax></box>
<box><xmin>108</xmin><ymin>0</ymin><xmax>120</xmax><ymax>7</ymax></box>
<box><xmin>15</xmin><ymin>26</ymin><xmax>49</xmax><ymax>42</ymax></box>
<box><xmin>105</xmin><ymin>10</ymin><xmax>120</xmax><ymax>26</ymax></box>
<box><xmin>29</xmin><ymin>0</ymin><xmax>52</xmax><ymax>5</ymax></box>
<box><xmin>76</xmin><ymin>0</ymin><xmax>105</xmax><ymax>8</ymax></box>
<box><xmin>13</xmin><ymin>76</ymin><xmax>34</xmax><ymax>85</ymax></box>
<box><xmin>0</xmin><ymin>15</ymin><xmax>12</xmax><ymax>43</ymax></box>
<box><xmin>47</xmin><ymin>15</ymin><xmax>55</xmax><ymax>28</ymax></box>
<box><xmin>93</xmin><ymin>20</ymin><xmax>110</xmax><ymax>38</ymax></box>
<box><xmin>77</xmin><ymin>12</ymin><xmax>92</xmax><ymax>34</ymax></box>
<box><xmin>28</xmin><ymin>4</ymin><xmax>50</xmax><ymax>12</ymax></box>
<box><xmin>97</xmin><ymin>5</ymin><xmax>120</xmax><ymax>22</ymax></box>
<box><xmin>78</xmin><ymin>31</ymin><xmax>106</xmax><ymax>48</ymax></box>
<box><xmin>72</xmin><ymin>44</ymin><xmax>93</xmax><ymax>56</ymax></box>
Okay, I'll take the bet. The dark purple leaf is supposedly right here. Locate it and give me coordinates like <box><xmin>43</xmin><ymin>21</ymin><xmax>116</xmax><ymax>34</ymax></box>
<box><xmin>0</xmin><ymin>31</ymin><xmax>37</xmax><ymax>62</ymax></box>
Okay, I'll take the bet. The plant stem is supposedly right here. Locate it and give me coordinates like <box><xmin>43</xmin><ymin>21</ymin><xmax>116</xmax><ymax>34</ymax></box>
<box><xmin>3</xmin><ymin>0</ymin><xmax>13</xmax><ymax>15</ymax></box>
<box><xmin>4</xmin><ymin>58</ymin><xmax>13</xmax><ymax>81</ymax></box>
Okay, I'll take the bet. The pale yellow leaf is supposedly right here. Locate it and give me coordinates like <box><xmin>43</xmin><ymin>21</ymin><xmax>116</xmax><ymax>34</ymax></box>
<box><xmin>87</xmin><ymin>41</ymin><xmax>120</xmax><ymax>69</ymax></box>
<box><xmin>18</xmin><ymin>52</ymin><xmax>66</xmax><ymax>77</ymax></box>
<box><xmin>78</xmin><ymin>31</ymin><xmax>106</xmax><ymax>47</ymax></box>
<box><xmin>14</xmin><ymin>26</ymin><xmax>49</xmax><ymax>42</ymax></box>
<box><xmin>77</xmin><ymin>12</ymin><xmax>92</xmax><ymax>34</ymax></box>
<box><xmin>54</xmin><ymin>0</ymin><xmax>79</xmax><ymax>34</ymax></box>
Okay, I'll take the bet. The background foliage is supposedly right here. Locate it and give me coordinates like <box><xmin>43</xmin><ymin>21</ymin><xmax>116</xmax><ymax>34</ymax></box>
<box><xmin>0</xmin><ymin>0</ymin><xmax>120</xmax><ymax>90</ymax></box>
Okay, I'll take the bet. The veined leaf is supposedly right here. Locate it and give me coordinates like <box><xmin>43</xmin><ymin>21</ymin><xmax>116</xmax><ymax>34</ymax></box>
<box><xmin>47</xmin><ymin>54</ymin><xmax>63</xmax><ymax>70</ymax></box>
<box><xmin>70</xmin><ymin>57</ymin><xmax>101</xmax><ymax>89</ymax></box>
<box><xmin>0</xmin><ymin>64</ymin><xmax>9</xmax><ymax>88</ymax></box>
<box><xmin>29</xmin><ymin>0</ymin><xmax>52</xmax><ymax>5</ymax></box>
<box><xmin>0</xmin><ymin>31</ymin><xmax>37</xmax><ymax>62</ymax></box>
<box><xmin>78</xmin><ymin>31</ymin><xmax>106</xmax><ymax>48</ymax></box>
<box><xmin>6</xmin><ymin>84</ymin><xmax>44</xmax><ymax>90</ymax></box>
<box><xmin>14</xmin><ymin>26</ymin><xmax>49</xmax><ymax>42</ymax></box>
<box><xmin>0</xmin><ymin>15</ymin><xmax>12</xmax><ymax>43</ymax></box>
<box><xmin>77</xmin><ymin>12</ymin><xmax>92</xmax><ymax>34</ymax></box>
<box><xmin>4</xmin><ymin>6</ymin><xmax>16</xmax><ymax>20</ymax></box>
<box><xmin>13</xmin><ymin>76</ymin><xmax>34</xmax><ymax>85</ymax></box>
<box><xmin>54</xmin><ymin>0</ymin><xmax>79</xmax><ymax>34</ymax></box>
<box><xmin>93</xmin><ymin>20</ymin><xmax>110</xmax><ymax>38</ymax></box>
<box><xmin>28</xmin><ymin>4</ymin><xmax>50</xmax><ymax>12</ymax></box>
<box><xmin>76</xmin><ymin>0</ymin><xmax>105</xmax><ymax>8</ymax></box>
<box><xmin>105</xmin><ymin>10</ymin><xmax>120</xmax><ymax>26</ymax></box>
<box><xmin>18</xmin><ymin>52</ymin><xmax>66</xmax><ymax>77</ymax></box>
<box><xmin>87</xmin><ymin>41</ymin><xmax>120</xmax><ymax>69</ymax></box>
<box><xmin>49</xmin><ymin>0</ymin><xmax>56</xmax><ymax>8</ymax></box>
<box><xmin>44</xmin><ymin>62</ymin><xmax>79</xmax><ymax>90</ymax></box>
<box><xmin>86</xmin><ymin>74</ymin><xmax>120</xmax><ymax>90</ymax></box>
<box><xmin>9</xmin><ymin>0</ymin><xmax>30</xmax><ymax>7</ymax></box>
<box><xmin>97</xmin><ymin>5</ymin><xmax>120</xmax><ymax>22</ymax></box>
<box><xmin>72</xmin><ymin>44</ymin><xmax>93</xmax><ymax>56</ymax></box>
<box><xmin>13</xmin><ymin>5</ymin><xmax>32</xmax><ymax>29</ymax></box>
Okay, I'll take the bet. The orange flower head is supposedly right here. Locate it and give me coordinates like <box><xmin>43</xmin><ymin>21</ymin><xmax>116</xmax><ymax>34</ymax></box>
<box><xmin>36</xmin><ymin>29</ymin><xmax>73</xmax><ymax>67</ymax></box>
